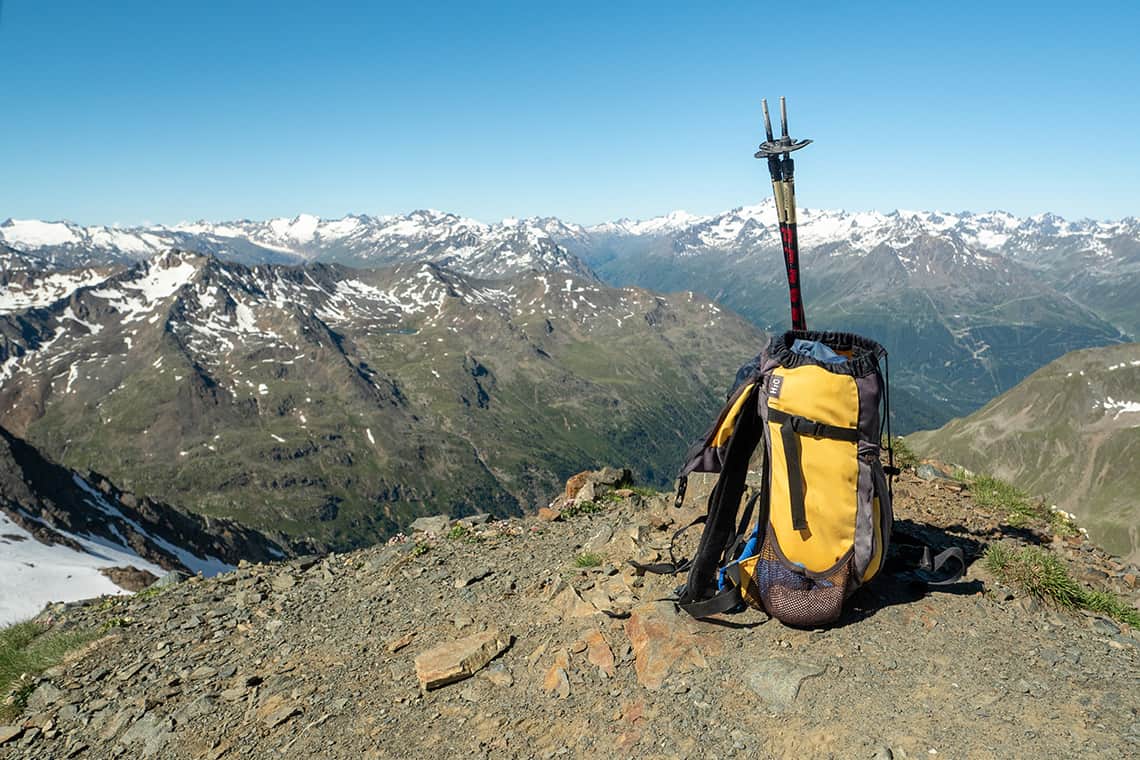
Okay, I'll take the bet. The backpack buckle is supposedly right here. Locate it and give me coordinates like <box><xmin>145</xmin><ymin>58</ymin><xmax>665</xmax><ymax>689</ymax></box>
<box><xmin>789</xmin><ymin>416</ymin><xmax>823</xmax><ymax>437</ymax></box>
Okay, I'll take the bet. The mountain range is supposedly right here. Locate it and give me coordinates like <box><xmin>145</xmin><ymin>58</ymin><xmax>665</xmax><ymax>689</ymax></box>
<box><xmin>563</xmin><ymin>202</ymin><xmax>1137</xmax><ymax>429</ymax></box>
<box><xmin>6</xmin><ymin>202</ymin><xmax>1136</xmax><ymax>432</ymax></box>
<box><xmin>1</xmin><ymin>250</ymin><xmax>759</xmax><ymax>550</ymax></box>
<box><xmin>0</xmin><ymin>211</ymin><xmax>592</xmax><ymax>280</ymax></box>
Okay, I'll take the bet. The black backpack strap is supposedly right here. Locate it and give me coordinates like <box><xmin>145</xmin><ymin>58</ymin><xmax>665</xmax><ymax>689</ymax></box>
<box><xmin>767</xmin><ymin>408</ymin><xmax>858</xmax><ymax>531</ymax></box>
<box><xmin>916</xmin><ymin>546</ymin><xmax>966</xmax><ymax>586</ymax></box>
<box><xmin>680</xmin><ymin>586</ymin><xmax>743</xmax><ymax>618</ymax></box>
<box><xmin>720</xmin><ymin>488</ymin><xmax>763</xmax><ymax>570</ymax></box>
<box><xmin>678</xmin><ymin>385</ymin><xmax>764</xmax><ymax>618</ymax></box>
<box><xmin>889</xmin><ymin>532</ymin><xmax>967</xmax><ymax>586</ymax></box>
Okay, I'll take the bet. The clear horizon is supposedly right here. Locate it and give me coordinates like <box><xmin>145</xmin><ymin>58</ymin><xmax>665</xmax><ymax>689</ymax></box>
<box><xmin>2</xmin><ymin>1</ymin><xmax>1137</xmax><ymax>226</ymax></box>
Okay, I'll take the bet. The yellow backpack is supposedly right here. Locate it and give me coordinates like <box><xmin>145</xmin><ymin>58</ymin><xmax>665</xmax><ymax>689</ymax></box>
<box><xmin>648</xmin><ymin>330</ymin><xmax>962</xmax><ymax>626</ymax></box>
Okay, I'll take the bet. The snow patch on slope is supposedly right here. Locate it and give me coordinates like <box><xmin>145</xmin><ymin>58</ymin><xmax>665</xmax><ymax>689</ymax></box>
<box><xmin>0</xmin><ymin>510</ymin><xmax>164</xmax><ymax>626</ymax></box>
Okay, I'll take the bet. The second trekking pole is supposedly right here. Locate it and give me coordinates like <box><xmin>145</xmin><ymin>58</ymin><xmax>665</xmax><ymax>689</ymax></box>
<box><xmin>755</xmin><ymin>97</ymin><xmax>811</xmax><ymax>331</ymax></box>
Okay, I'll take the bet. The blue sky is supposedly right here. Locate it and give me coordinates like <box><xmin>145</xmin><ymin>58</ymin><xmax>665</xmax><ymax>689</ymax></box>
<box><xmin>1</xmin><ymin>0</ymin><xmax>1137</xmax><ymax>225</ymax></box>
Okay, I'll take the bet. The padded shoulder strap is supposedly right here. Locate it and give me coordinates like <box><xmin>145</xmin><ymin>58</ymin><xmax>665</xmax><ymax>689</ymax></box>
<box><xmin>678</xmin><ymin>384</ymin><xmax>763</xmax><ymax>617</ymax></box>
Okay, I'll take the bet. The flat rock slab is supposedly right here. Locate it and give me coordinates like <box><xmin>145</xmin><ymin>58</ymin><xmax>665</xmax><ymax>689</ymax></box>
<box><xmin>624</xmin><ymin>602</ymin><xmax>720</xmax><ymax>690</ymax></box>
<box><xmin>414</xmin><ymin>629</ymin><xmax>511</xmax><ymax>690</ymax></box>
<box><xmin>745</xmin><ymin>657</ymin><xmax>826</xmax><ymax>713</ymax></box>
<box><xmin>549</xmin><ymin>583</ymin><xmax>600</xmax><ymax>620</ymax></box>
<box><xmin>409</xmin><ymin>515</ymin><xmax>451</xmax><ymax>534</ymax></box>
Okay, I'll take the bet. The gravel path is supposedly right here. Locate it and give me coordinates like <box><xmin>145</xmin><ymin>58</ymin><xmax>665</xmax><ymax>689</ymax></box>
<box><xmin>2</xmin><ymin>469</ymin><xmax>1137</xmax><ymax>759</ymax></box>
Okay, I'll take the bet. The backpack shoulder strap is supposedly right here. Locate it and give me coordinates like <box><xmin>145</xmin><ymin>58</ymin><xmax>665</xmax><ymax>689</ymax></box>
<box><xmin>677</xmin><ymin>382</ymin><xmax>764</xmax><ymax>617</ymax></box>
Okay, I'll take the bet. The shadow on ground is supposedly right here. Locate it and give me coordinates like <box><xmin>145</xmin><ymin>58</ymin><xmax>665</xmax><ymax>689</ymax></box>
<box><xmin>835</xmin><ymin>518</ymin><xmax>987</xmax><ymax>628</ymax></box>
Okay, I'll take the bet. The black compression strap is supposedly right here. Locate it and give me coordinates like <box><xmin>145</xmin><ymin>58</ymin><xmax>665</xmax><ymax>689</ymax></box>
<box><xmin>679</xmin><ymin>586</ymin><xmax>742</xmax><ymax>619</ymax></box>
<box><xmin>629</xmin><ymin>559</ymin><xmax>689</xmax><ymax>575</ymax></box>
<box><xmin>920</xmin><ymin>546</ymin><xmax>967</xmax><ymax>586</ymax></box>
<box><xmin>767</xmin><ymin>408</ymin><xmax>860</xmax><ymax>442</ymax></box>
<box><xmin>779</xmin><ymin>419</ymin><xmax>807</xmax><ymax>531</ymax></box>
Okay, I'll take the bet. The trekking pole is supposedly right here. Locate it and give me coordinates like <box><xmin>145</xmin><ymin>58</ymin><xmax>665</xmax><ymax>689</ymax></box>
<box><xmin>756</xmin><ymin>97</ymin><xmax>811</xmax><ymax>331</ymax></box>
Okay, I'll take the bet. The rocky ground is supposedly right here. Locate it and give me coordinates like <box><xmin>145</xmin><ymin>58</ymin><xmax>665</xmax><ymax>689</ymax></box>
<box><xmin>1</xmin><ymin>467</ymin><xmax>1138</xmax><ymax>759</ymax></box>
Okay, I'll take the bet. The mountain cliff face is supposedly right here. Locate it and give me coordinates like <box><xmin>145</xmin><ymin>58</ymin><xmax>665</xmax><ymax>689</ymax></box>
<box><xmin>0</xmin><ymin>251</ymin><xmax>761</xmax><ymax>549</ymax></box>
<box><xmin>908</xmin><ymin>343</ymin><xmax>1140</xmax><ymax>563</ymax></box>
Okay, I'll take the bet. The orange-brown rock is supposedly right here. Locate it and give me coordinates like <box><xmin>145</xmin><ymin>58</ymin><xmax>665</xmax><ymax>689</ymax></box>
<box><xmin>624</xmin><ymin>601</ymin><xmax>719</xmax><ymax>689</ymax></box>
<box><xmin>414</xmin><ymin>629</ymin><xmax>511</xmax><ymax>690</ymax></box>
<box><xmin>564</xmin><ymin>471</ymin><xmax>592</xmax><ymax>500</ymax></box>
<box><xmin>542</xmin><ymin>650</ymin><xmax>571</xmax><ymax>699</ymax></box>
<box><xmin>585</xmin><ymin>629</ymin><xmax>615</xmax><ymax>677</ymax></box>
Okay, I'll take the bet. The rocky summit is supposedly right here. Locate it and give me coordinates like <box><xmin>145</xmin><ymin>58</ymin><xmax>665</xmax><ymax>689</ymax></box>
<box><xmin>1</xmin><ymin>466</ymin><xmax>1137</xmax><ymax>759</ymax></box>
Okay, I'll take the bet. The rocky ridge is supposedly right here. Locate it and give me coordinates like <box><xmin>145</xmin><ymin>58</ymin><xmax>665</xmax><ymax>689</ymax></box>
<box><xmin>0</xmin><ymin>212</ymin><xmax>594</xmax><ymax>281</ymax></box>
<box><xmin>1</xmin><ymin>466</ymin><xmax>1137</xmax><ymax>759</ymax></box>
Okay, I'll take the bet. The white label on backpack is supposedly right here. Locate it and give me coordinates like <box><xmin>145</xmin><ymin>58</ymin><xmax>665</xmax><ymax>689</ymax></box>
<box><xmin>768</xmin><ymin>375</ymin><xmax>783</xmax><ymax>398</ymax></box>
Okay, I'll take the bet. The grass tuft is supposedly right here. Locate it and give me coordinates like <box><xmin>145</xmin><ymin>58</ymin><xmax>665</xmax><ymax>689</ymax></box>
<box><xmin>970</xmin><ymin>475</ymin><xmax>1038</xmax><ymax>526</ymax></box>
<box><xmin>561</xmin><ymin>500</ymin><xmax>606</xmax><ymax>519</ymax></box>
<box><xmin>983</xmin><ymin>544</ymin><xmax>1140</xmax><ymax>627</ymax></box>
<box><xmin>574</xmin><ymin>552</ymin><xmax>604</xmax><ymax>568</ymax></box>
<box><xmin>1</xmin><ymin>621</ymin><xmax>98</xmax><ymax>721</ymax></box>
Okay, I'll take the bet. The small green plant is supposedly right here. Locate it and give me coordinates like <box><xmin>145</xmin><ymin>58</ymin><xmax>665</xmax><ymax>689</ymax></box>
<box><xmin>410</xmin><ymin>541</ymin><xmax>430</xmax><ymax>557</ymax></box>
<box><xmin>983</xmin><ymin>544</ymin><xmax>1140</xmax><ymax>627</ymax></box>
<box><xmin>1047</xmin><ymin>508</ymin><xmax>1080</xmax><ymax>538</ymax></box>
<box><xmin>561</xmin><ymin>500</ymin><xmax>606</xmax><ymax>519</ymax></box>
<box><xmin>883</xmin><ymin>436</ymin><xmax>919</xmax><ymax>469</ymax></box>
<box><xmin>628</xmin><ymin>485</ymin><xmax>659</xmax><ymax>498</ymax></box>
<box><xmin>969</xmin><ymin>475</ymin><xmax>1041</xmax><ymax>527</ymax></box>
<box><xmin>1</xmin><ymin>621</ymin><xmax>98</xmax><ymax>721</ymax></box>
<box><xmin>101</xmin><ymin>617</ymin><xmax>133</xmax><ymax>632</ymax></box>
<box><xmin>134</xmin><ymin>584</ymin><xmax>168</xmax><ymax>601</ymax></box>
<box><xmin>446</xmin><ymin>523</ymin><xmax>483</xmax><ymax>544</ymax></box>
<box><xmin>574</xmin><ymin>552</ymin><xmax>604</xmax><ymax>568</ymax></box>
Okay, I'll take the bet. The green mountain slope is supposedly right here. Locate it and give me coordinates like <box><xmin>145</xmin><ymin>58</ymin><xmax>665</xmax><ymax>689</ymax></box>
<box><xmin>0</xmin><ymin>253</ymin><xmax>762</xmax><ymax>550</ymax></box>
<box><xmin>908</xmin><ymin>343</ymin><xmax>1140</xmax><ymax>562</ymax></box>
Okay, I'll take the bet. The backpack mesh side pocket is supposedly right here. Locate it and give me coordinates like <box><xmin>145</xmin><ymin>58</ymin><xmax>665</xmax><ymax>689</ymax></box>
<box><xmin>739</xmin><ymin>531</ymin><xmax>851</xmax><ymax>627</ymax></box>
